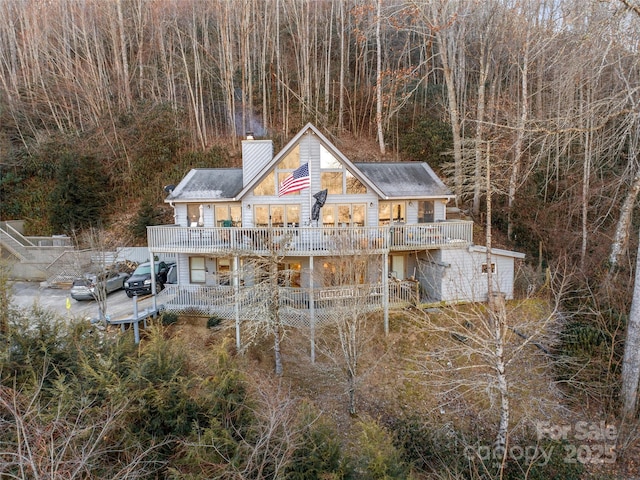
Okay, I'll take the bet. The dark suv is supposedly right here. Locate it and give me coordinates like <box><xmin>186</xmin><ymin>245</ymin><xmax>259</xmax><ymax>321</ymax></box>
<box><xmin>124</xmin><ymin>261</ymin><xmax>169</xmax><ymax>297</ymax></box>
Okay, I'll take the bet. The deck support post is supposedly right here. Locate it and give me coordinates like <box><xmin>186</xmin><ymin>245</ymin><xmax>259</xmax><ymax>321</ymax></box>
<box><xmin>149</xmin><ymin>248</ymin><xmax>158</xmax><ymax>314</ymax></box>
<box><xmin>309</xmin><ymin>256</ymin><xmax>315</xmax><ymax>363</ymax></box>
<box><xmin>234</xmin><ymin>256</ymin><xmax>241</xmax><ymax>351</ymax></box>
<box><xmin>383</xmin><ymin>253</ymin><xmax>389</xmax><ymax>335</ymax></box>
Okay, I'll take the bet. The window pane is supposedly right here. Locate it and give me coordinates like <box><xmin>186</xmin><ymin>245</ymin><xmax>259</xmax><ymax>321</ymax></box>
<box><xmin>338</xmin><ymin>205</ymin><xmax>350</xmax><ymax>225</ymax></box>
<box><xmin>346</xmin><ymin>171</ymin><xmax>366</xmax><ymax>194</ymax></box>
<box><xmin>279</xmin><ymin>145</ymin><xmax>300</xmax><ymax>169</ymax></box>
<box><xmin>418</xmin><ymin>201</ymin><xmax>434</xmax><ymax>223</ymax></box>
<box><xmin>392</xmin><ymin>203</ymin><xmax>405</xmax><ymax>223</ymax></box>
<box><xmin>320</xmin><ymin>145</ymin><xmax>341</xmax><ymax>168</ymax></box>
<box><xmin>254</xmin><ymin>171</ymin><xmax>275</xmax><ymax>196</ymax></box>
<box><xmin>286</xmin><ymin>204</ymin><xmax>300</xmax><ymax>226</ymax></box>
<box><xmin>230</xmin><ymin>206</ymin><xmax>242</xmax><ymax>226</ymax></box>
<box><xmin>323</xmin><ymin>205</ymin><xmax>335</xmax><ymax>227</ymax></box>
<box><xmin>187</xmin><ymin>204</ymin><xmax>200</xmax><ymax>226</ymax></box>
<box><xmin>353</xmin><ymin>204</ymin><xmax>365</xmax><ymax>226</ymax></box>
<box><xmin>255</xmin><ymin>206</ymin><xmax>269</xmax><ymax>227</ymax></box>
<box><xmin>321</xmin><ymin>171</ymin><xmax>342</xmax><ymax>194</ymax></box>
<box><xmin>215</xmin><ymin>205</ymin><xmax>227</xmax><ymax>225</ymax></box>
<box><xmin>190</xmin><ymin>257</ymin><xmax>206</xmax><ymax>283</ymax></box>
<box><xmin>379</xmin><ymin>204</ymin><xmax>391</xmax><ymax>225</ymax></box>
<box><xmin>271</xmin><ymin>206</ymin><xmax>284</xmax><ymax>227</ymax></box>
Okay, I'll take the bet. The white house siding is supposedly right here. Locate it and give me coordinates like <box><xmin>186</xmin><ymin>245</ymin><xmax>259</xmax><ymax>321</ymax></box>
<box><xmin>438</xmin><ymin>247</ymin><xmax>519</xmax><ymax>303</ymax></box>
<box><xmin>242</xmin><ymin>140</ymin><xmax>273</xmax><ymax>186</ymax></box>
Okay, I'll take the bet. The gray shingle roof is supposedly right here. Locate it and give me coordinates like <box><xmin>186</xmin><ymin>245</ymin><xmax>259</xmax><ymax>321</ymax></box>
<box><xmin>354</xmin><ymin>162</ymin><xmax>452</xmax><ymax>198</ymax></box>
<box><xmin>166</xmin><ymin>168</ymin><xmax>243</xmax><ymax>202</ymax></box>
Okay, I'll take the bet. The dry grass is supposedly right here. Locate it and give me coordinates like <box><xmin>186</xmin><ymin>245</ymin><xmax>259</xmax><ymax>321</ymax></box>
<box><xmin>163</xmin><ymin>304</ymin><xmax>566</xmax><ymax>442</ymax></box>
<box><xmin>152</xmin><ymin>305</ymin><xmax>640</xmax><ymax>478</ymax></box>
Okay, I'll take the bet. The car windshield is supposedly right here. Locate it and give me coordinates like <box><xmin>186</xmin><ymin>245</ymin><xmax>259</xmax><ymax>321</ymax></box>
<box><xmin>133</xmin><ymin>264</ymin><xmax>161</xmax><ymax>275</ymax></box>
<box><xmin>134</xmin><ymin>265</ymin><xmax>152</xmax><ymax>275</ymax></box>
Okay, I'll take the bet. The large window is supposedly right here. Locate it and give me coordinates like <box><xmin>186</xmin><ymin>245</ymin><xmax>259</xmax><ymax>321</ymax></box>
<box><xmin>320</xmin><ymin>145</ymin><xmax>366</xmax><ymax>194</ymax></box>
<box><xmin>418</xmin><ymin>201</ymin><xmax>434</xmax><ymax>223</ymax></box>
<box><xmin>190</xmin><ymin>257</ymin><xmax>206</xmax><ymax>283</ymax></box>
<box><xmin>215</xmin><ymin>204</ymin><xmax>242</xmax><ymax>226</ymax></box>
<box><xmin>217</xmin><ymin>258</ymin><xmax>231</xmax><ymax>285</ymax></box>
<box><xmin>322</xmin><ymin>260</ymin><xmax>367</xmax><ymax>286</ymax></box>
<box><xmin>255</xmin><ymin>204</ymin><xmax>300</xmax><ymax>227</ymax></box>
<box><xmin>378</xmin><ymin>202</ymin><xmax>405</xmax><ymax>225</ymax></box>
<box><xmin>187</xmin><ymin>204</ymin><xmax>203</xmax><ymax>227</ymax></box>
<box><xmin>321</xmin><ymin>204</ymin><xmax>366</xmax><ymax>227</ymax></box>
<box><xmin>254</xmin><ymin>145</ymin><xmax>301</xmax><ymax>196</ymax></box>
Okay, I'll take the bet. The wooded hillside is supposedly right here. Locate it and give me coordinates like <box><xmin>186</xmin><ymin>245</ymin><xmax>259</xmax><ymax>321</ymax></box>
<box><xmin>2</xmin><ymin>1</ymin><xmax>640</xmax><ymax>477</ymax></box>
<box><xmin>0</xmin><ymin>0</ymin><xmax>638</xmax><ymax>275</ymax></box>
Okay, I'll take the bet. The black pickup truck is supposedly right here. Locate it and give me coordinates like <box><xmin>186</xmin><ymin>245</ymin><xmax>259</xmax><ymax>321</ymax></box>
<box><xmin>124</xmin><ymin>261</ymin><xmax>170</xmax><ymax>297</ymax></box>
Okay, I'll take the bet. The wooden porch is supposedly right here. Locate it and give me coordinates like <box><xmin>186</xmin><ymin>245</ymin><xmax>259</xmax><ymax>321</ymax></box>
<box><xmin>156</xmin><ymin>281</ymin><xmax>419</xmax><ymax>328</ymax></box>
<box><xmin>147</xmin><ymin>221</ymin><xmax>473</xmax><ymax>256</ymax></box>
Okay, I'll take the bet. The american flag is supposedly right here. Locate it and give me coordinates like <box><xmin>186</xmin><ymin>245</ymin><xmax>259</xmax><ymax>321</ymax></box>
<box><xmin>278</xmin><ymin>163</ymin><xmax>310</xmax><ymax>196</ymax></box>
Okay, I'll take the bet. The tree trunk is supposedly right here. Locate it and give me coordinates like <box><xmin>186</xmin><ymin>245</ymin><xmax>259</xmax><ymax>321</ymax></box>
<box><xmin>609</xmin><ymin>170</ymin><xmax>640</xmax><ymax>272</ymax></box>
<box><xmin>375</xmin><ymin>0</ymin><xmax>385</xmax><ymax>155</ymax></box>
<box><xmin>507</xmin><ymin>34</ymin><xmax>529</xmax><ymax>241</ymax></box>
<box><xmin>271</xmin><ymin>261</ymin><xmax>283</xmax><ymax>376</ymax></box>
<box><xmin>436</xmin><ymin>27</ymin><xmax>464</xmax><ymax>206</ymax></box>
<box><xmin>621</xmin><ymin>231</ymin><xmax>640</xmax><ymax>417</ymax></box>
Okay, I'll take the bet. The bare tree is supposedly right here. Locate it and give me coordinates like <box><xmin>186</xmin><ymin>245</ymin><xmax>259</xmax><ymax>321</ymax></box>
<box><xmin>407</xmin><ymin>265</ymin><xmax>568</xmax><ymax>472</ymax></box>
<box><xmin>313</xmin><ymin>252</ymin><xmax>381</xmax><ymax>415</ymax></box>
<box><xmin>240</xmin><ymin>231</ymin><xmax>298</xmax><ymax>376</ymax></box>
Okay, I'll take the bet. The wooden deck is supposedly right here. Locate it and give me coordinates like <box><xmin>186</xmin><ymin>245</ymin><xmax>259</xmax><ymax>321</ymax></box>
<box><xmin>156</xmin><ymin>282</ymin><xmax>419</xmax><ymax>328</ymax></box>
<box><xmin>147</xmin><ymin>222</ymin><xmax>473</xmax><ymax>256</ymax></box>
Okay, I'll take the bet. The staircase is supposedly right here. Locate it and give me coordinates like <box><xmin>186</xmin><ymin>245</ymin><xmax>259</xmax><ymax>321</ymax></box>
<box><xmin>0</xmin><ymin>221</ymin><xmax>80</xmax><ymax>282</ymax></box>
<box><xmin>0</xmin><ymin>224</ymin><xmax>35</xmax><ymax>261</ymax></box>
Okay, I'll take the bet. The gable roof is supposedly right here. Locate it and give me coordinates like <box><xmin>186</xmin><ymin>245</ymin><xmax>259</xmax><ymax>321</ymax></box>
<box><xmin>355</xmin><ymin>162</ymin><xmax>453</xmax><ymax>199</ymax></box>
<box><xmin>165</xmin><ymin>123</ymin><xmax>455</xmax><ymax>203</ymax></box>
<box><xmin>237</xmin><ymin>123</ymin><xmax>387</xmax><ymax>198</ymax></box>
<box><xmin>469</xmin><ymin>245</ymin><xmax>526</xmax><ymax>259</ymax></box>
<box><xmin>165</xmin><ymin>168</ymin><xmax>243</xmax><ymax>202</ymax></box>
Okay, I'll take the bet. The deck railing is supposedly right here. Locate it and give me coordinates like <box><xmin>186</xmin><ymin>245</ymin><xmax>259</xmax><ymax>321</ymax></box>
<box><xmin>147</xmin><ymin>221</ymin><xmax>472</xmax><ymax>255</ymax></box>
<box><xmin>157</xmin><ymin>281</ymin><xmax>418</xmax><ymax>324</ymax></box>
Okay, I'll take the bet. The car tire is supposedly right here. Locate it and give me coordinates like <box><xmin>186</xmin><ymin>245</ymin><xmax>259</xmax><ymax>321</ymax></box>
<box><xmin>126</xmin><ymin>290</ymin><xmax>133</xmax><ymax>298</ymax></box>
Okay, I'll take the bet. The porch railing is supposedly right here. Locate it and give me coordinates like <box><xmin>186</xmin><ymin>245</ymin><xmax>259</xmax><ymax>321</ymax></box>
<box><xmin>157</xmin><ymin>281</ymin><xmax>418</xmax><ymax>325</ymax></box>
<box><xmin>147</xmin><ymin>222</ymin><xmax>473</xmax><ymax>255</ymax></box>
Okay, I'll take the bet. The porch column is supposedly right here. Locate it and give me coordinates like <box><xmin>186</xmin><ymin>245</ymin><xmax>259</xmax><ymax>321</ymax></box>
<box><xmin>149</xmin><ymin>248</ymin><xmax>158</xmax><ymax>313</ymax></box>
<box><xmin>234</xmin><ymin>255</ymin><xmax>241</xmax><ymax>351</ymax></box>
<box><xmin>383</xmin><ymin>253</ymin><xmax>389</xmax><ymax>335</ymax></box>
<box><xmin>309</xmin><ymin>256</ymin><xmax>315</xmax><ymax>363</ymax></box>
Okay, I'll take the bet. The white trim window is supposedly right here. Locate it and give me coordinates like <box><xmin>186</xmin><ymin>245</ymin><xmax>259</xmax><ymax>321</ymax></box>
<box><xmin>190</xmin><ymin>257</ymin><xmax>206</xmax><ymax>283</ymax></box>
<box><xmin>482</xmin><ymin>263</ymin><xmax>496</xmax><ymax>274</ymax></box>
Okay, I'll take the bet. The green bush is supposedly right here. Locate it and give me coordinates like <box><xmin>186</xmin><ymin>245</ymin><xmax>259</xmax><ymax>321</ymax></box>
<box><xmin>161</xmin><ymin>312</ymin><xmax>179</xmax><ymax>326</ymax></box>
<box><xmin>352</xmin><ymin>418</ymin><xmax>411</xmax><ymax>480</ymax></box>
<box><xmin>207</xmin><ymin>315</ymin><xmax>223</xmax><ymax>329</ymax></box>
<box><xmin>398</xmin><ymin>118</ymin><xmax>453</xmax><ymax>168</ymax></box>
<box><xmin>285</xmin><ymin>404</ymin><xmax>350</xmax><ymax>479</ymax></box>
<box><xmin>49</xmin><ymin>153</ymin><xmax>110</xmax><ymax>233</ymax></box>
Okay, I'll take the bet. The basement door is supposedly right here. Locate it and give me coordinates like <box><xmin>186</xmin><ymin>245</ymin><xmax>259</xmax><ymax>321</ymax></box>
<box><xmin>390</xmin><ymin>255</ymin><xmax>405</xmax><ymax>280</ymax></box>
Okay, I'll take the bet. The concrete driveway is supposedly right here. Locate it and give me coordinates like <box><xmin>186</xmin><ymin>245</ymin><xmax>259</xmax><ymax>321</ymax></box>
<box><xmin>10</xmin><ymin>281</ymin><xmax>155</xmax><ymax>322</ymax></box>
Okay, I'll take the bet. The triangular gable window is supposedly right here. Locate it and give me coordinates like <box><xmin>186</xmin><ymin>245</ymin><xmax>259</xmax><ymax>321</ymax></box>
<box><xmin>320</xmin><ymin>145</ymin><xmax>366</xmax><ymax>194</ymax></box>
<box><xmin>254</xmin><ymin>145</ymin><xmax>301</xmax><ymax>196</ymax></box>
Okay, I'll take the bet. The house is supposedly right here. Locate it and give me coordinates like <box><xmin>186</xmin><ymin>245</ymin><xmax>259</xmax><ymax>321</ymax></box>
<box><xmin>146</xmin><ymin>123</ymin><xmax>524</xmax><ymax>343</ymax></box>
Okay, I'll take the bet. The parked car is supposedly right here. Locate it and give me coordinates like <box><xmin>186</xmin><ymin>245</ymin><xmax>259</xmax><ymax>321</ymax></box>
<box><xmin>70</xmin><ymin>271</ymin><xmax>130</xmax><ymax>301</ymax></box>
<box><xmin>124</xmin><ymin>261</ymin><xmax>170</xmax><ymax>297</ymax></box>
